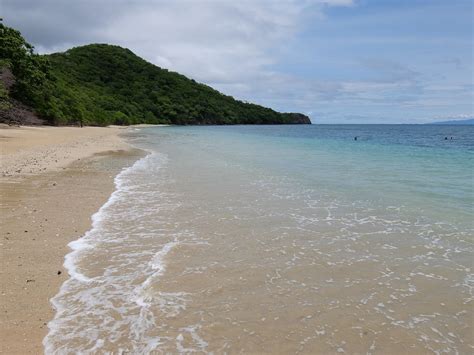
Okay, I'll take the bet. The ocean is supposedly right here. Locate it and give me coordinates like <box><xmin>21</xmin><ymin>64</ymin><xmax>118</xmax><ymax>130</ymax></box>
<box><xmin>44</xmin><ymin>124</ymin><xmax>473</xmax><ymax>354</ymax></box>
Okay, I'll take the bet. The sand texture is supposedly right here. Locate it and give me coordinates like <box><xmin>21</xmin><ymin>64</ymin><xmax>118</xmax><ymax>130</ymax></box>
<box><xmin>0</xmin><ymin>125</ymin><xmax>143</xmax><ymax>354</ymax></box>
<box><xmin>0</xmin><ymin>125</ymin><xmax>130</xmax><ymax>178</ymax></box>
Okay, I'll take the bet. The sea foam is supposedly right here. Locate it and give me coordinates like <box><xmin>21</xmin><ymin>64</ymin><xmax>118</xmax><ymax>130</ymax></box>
<box><xmin>43</xmin><ymin>151</ymin><xmax>186</xmax><ymax>354</ymax></box>
<box><xmin>43</xmin><ymin>125</ymin><xmax>474</xmax><ymax>354</ymax></box>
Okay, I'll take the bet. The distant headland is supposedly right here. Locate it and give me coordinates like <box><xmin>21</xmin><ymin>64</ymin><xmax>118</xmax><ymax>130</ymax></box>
<box><xmin>427</xmin><ymin>118</ymin><xmax>474</xmax><ymax>125</ymax></box>
<box><xmin>0</xmin><ymin>22</ymin><xmax>310</xmax><ymax>126</ymax></box>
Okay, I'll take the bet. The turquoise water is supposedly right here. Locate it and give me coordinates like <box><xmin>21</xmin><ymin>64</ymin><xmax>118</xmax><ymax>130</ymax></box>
<box><xmin>141</xmin><ymin>124</ymin><xmax>473</xmax><ymax>224</ymax></box>
<box><xmin>46</xmin><ymin>124</ymin><xmax>473</xmax><ymax>354</ymax></box>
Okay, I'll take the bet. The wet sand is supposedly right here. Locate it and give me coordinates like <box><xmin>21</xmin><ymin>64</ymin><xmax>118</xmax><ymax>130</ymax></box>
<box><xmin>0</xmin><ymin>126</ymin><xmax>143</xmax><ymax>353</ymax></box>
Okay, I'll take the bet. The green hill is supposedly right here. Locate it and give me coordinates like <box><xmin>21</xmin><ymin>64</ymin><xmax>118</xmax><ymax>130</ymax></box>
<box><xmin>1</xmin><ymin>22</ymin><xmax>311</xmax><ymax>126</ymax></box>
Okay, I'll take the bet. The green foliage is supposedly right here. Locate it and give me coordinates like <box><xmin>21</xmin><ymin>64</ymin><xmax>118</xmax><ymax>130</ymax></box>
<box><xmin>1</xmin><ymin>22</ymin><xmax>310</xmax><ymax>126</ymax></box>
<box><xmin>0</xmin><ymin>20</ymin><xmax>52</xmax><ymax>107</ymax></box>
<box><xmin>0</xmin><ymin>81</ymin><xmax>11</xmax><ymax>110</ymax></box>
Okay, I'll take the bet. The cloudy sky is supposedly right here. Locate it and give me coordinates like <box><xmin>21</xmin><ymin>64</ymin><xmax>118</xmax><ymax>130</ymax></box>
<box><xmin>2</xmin><ymin>0</ymin><xmax>473</xmax><ymax>123</ymax></box>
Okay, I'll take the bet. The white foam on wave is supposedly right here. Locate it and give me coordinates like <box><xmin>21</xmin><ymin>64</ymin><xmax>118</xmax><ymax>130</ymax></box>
<box><xmin>133</xmin><ymin>239</ymin><xmax>180</xmax><ymax>308</ymax></box>
<box><xmin>176</xmin><ymin>324</ymin><xmax>209</xmax><ymax>353</ymax></box>
<box><xmin>43</xmin><ymin>150</ymin><xmax>179</xmax><ymax>354</ymax></box>
<box><xmin>63</xmin><ymin>150</ymin><xmax>156</xmax><ymax>280</ymax></box>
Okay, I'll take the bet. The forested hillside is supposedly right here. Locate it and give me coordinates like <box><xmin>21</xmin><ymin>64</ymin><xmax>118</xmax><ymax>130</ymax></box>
<box><xmin>1</xmin><ymin>22</ymin><xmax>311</xmax><ymax>126</ymax></box>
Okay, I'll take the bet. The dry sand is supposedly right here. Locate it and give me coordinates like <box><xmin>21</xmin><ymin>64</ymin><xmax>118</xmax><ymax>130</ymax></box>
<box><xmin>0</xmin><ymin>125</ymin><xmax>144</xmax><ymax>354</ymax></box>
<box><xmin>0</xmin><ymin>125</ymin><xmax>131</xmax><ymax>177</ymax></box>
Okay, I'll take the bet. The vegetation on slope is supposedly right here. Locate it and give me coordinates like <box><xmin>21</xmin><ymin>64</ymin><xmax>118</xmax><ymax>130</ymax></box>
<box><xmin>1</xmin><ymin>21</ymin><xmax>310</xmax><ymax>126</ymax></box>
<box><xmin>0</xmin><ymin>21</ymin><xmax>51</xmax><ymax>116</ymax></box>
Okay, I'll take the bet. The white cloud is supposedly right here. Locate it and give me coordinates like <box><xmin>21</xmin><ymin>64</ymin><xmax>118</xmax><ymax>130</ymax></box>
<box><xmin>3</xmin><ymin>0</ymin><xmax>353</xmax><ymax>109</ymax></box>
<box><xmin>4</xmin><ymin>0</ymin><xmax>471</xmax><ymax>123</ymax></box>
<box><xmin>96</xmin><ymin>0</ymin><xmax>352</xmax><ymax>84</ymax></box>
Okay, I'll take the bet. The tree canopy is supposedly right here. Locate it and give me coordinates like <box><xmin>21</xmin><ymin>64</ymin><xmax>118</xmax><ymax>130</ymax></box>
<box><xmin>1</xmin><ymin>22</ymin><xmax>311</xmax><ymax>126</ymax></box>
<box><xmin>0</xmin><ymin>20</ymin><xmax>52</xmax><ymax>107</ymax></box>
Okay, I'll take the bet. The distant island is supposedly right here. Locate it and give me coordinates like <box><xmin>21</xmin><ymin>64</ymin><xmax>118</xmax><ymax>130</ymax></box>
<box><xmin>427</xmin><ymin>118</ymin><xmax>474</xmax><ymax>125</ymax></box>
<box><xmin>0</xmin><ymin>22</ymin><xmax>310</xmax><ymax>126</ymax></box>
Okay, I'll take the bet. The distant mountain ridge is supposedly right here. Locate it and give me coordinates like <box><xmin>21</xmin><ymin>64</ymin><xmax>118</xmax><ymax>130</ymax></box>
<box><xmin>0</xmin><ymin>22</ymin><xmax>311</xmax><ymax>126</ymax></box>
<box><xmin>427</xmin><ymin>118</ymin><xmax>474</xmax><ymax>125</ymax></box>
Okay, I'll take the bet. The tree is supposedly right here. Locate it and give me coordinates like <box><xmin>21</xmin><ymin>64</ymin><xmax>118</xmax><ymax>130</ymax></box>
<box><xmin>1</xmin><ymin>21</ymin><xmax>311</xmax><ymax>126</ymax></box>
<box><xmin>0</xmin><ymin>20</ymin><xmax>51</xmax><ymax>106</ymax></box>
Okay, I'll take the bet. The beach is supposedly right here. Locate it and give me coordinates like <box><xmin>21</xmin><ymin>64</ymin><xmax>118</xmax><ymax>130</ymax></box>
<box><xmin>0</xmin><ymin>125</ymin><xmax>143</xmax><ymax>354</ymax></box>
<box><xmin>43</xmin><ymin>125</ymin><xmax>472</xmax><ymax>354</ymax></box>
<box><xmin>1</xmin><ymin>124</ymin><xmax>472</xmax><ymax>353</ymax></box>
<box><xmin>2</xmin><ymin>1</ymin><xmax>471</xmax><ymax>352</ymax></box>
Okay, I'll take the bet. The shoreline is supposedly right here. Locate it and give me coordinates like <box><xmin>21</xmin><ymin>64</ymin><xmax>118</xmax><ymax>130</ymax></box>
<box><xmin>0</xmin><ymin>125</ymin><xmax>132</xmax><ymax>178</ymax></box>
<box><xmin>0</xmin><ymin>125</ymin><xmax>145</xmax><ymax>353</ymax></box>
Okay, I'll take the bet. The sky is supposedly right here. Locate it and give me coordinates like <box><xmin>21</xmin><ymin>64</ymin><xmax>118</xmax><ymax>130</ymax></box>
<box><xmin>2</xmin><ymin>0</ymin><xmax>473</xmax><ymax>123</ymax></box>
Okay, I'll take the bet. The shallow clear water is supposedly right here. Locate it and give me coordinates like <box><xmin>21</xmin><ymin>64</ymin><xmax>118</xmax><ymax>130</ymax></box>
<box><xmin>45</xmin><ymin>125</ymin><xmax>473</xmax><ymax>354</ymax></box>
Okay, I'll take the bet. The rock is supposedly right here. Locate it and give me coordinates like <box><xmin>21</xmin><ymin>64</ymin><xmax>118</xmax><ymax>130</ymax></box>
<box><xmin>285</xmin><ymin>113</ymin><xmax>312</xmax><ymax>124</ymax></box>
